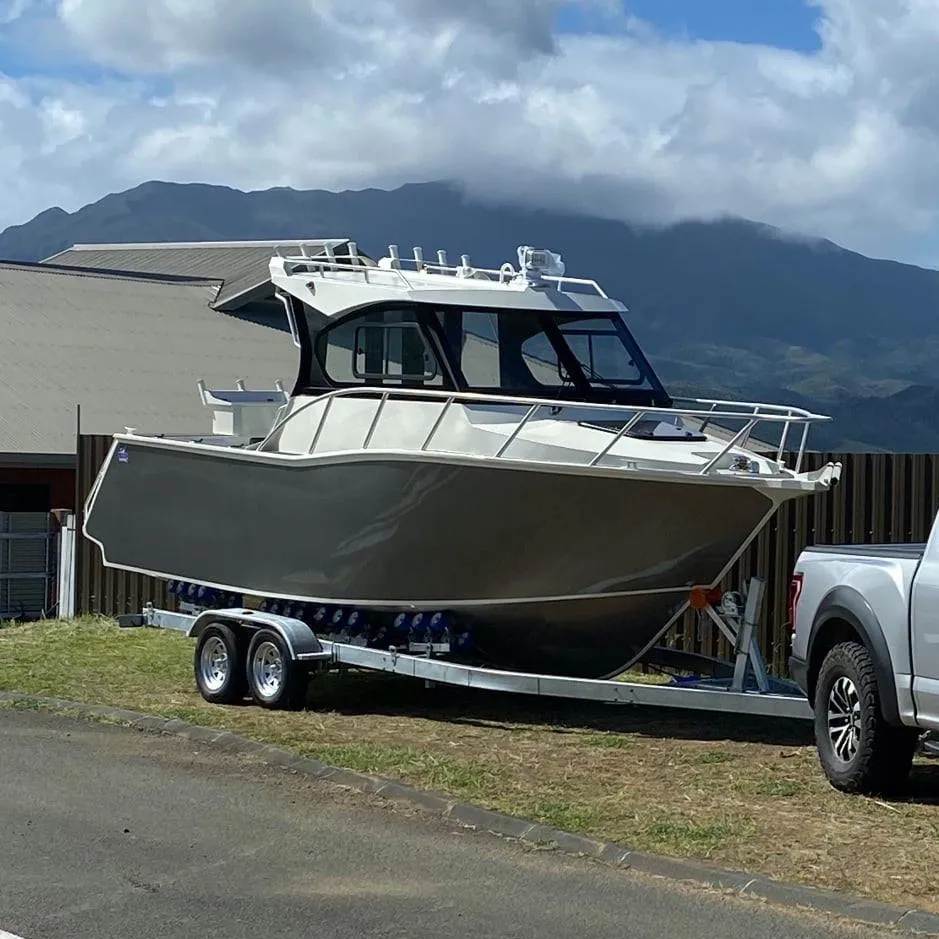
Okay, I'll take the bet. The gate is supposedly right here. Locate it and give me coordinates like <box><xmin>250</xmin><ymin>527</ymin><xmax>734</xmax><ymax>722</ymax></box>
<box><xmin>0</xmin><ymin>511</ymin><xmax>55</xmax><ymax>621</ymax></box>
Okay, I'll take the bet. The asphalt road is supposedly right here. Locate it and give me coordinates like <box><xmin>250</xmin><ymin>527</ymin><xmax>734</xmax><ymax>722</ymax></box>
<box><xmin>0</xmin><ymin>708</ymin><xmax>873</xmax><ymax>939</ymax></box>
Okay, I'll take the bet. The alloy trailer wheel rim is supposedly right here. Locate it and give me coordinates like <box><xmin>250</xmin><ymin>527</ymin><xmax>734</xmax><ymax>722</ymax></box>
<box><xmin>200</xmin><ymin>636</ymin><xmax>230</xmax><ymax>692</ymax></box>
<box><xmin>252</xmin><ymin>641</ymin><xmax>284</xmax><ymax>699</ymax></box>
<box><xmin>827</xmin><ymin>675</ymin><xmax>862</xmax><ymax>763</ymax></box>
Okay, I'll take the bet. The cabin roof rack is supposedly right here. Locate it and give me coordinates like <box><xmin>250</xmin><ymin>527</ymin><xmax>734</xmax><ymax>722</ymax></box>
<box><xmin>274</xmin><ymin>241</ymin><xmax>611</xmax><ymax>299</ymax></box>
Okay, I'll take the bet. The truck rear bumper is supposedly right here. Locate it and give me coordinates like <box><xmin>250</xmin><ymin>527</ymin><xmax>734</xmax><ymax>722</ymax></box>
<box><xmin>788</xmin><ymin>655</ymin><xmax>809</xmax><ymax>699</ymax></box>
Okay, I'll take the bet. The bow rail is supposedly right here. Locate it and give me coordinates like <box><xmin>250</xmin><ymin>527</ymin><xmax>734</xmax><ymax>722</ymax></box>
<box><xmin>259</xmin><ymin>386</ymin><xmax>832</xmax><ymax>477</ymax></box>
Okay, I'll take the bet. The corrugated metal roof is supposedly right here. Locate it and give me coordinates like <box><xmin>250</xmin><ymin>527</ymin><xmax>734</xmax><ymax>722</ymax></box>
<box><xmin>44</xmin><ymin>239</ymin><xmax>348</xmax><ymax>310</ymax></box>
<box><xmin>0</xmin><ymin>262</ymin><xmax>299</xmax><ymax>456</ymax></box>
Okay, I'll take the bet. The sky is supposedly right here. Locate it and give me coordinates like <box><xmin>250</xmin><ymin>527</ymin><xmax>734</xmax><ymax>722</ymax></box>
<box><xmin>1</xmin><ymin>1</ymin><xmax>938</xmax><ymax>266</ymax></box>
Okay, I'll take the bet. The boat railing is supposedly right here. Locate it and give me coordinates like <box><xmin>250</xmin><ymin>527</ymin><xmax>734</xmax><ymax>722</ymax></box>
<box><xmin>275</xmin><ymin>245</ymin><xmax>610</xmax><ymax>298</ymax></box>
<box><xmin>261</xmin><ymin>386</ymin><xmax>832</xmax><ymax>476</ymax></box>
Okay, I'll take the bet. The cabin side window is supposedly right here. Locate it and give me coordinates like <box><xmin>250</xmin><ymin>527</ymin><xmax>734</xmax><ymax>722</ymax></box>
<box><xmin>519</xmin><ymin>331</ymin><xmax>565</xmax><ymax>387</ymax></box>
<box><xmin>451</xmin><ymin>311</ymin><xmax>502</xmax><ymax>386</ymax></box>
<box><xmin>316</xmin><ymin>307</ymin><xmax>445</xmax><ymax>387</ymax></box>
<box><xmin>436</xmin><ymin>308</ymin><xmax>564</xmax><ymax>391</ymax></box>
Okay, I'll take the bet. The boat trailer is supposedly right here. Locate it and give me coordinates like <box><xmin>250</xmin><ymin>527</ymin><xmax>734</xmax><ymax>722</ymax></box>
<box><xmin>117</xmin><ymin>577</ymin><xmax>813</xmax><ymax>721</ymax></box>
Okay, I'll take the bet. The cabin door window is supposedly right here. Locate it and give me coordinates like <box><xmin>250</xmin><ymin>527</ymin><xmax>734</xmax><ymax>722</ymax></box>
<box><xmin>317</xmin><ymin>306</ymin><xmax>444</xmax><ymax>387</ymax></box>
<box><xmin>353</xmin><ymin>323</ymin><xmax>438</xmax><ymax>382</ymax></box>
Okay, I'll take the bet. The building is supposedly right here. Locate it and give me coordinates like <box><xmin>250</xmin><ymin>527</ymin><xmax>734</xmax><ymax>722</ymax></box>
<box><xmin>0</xmin><ymin>240</ymin><xmax>330</xmax><ymax>618</ymax></box>
<box><xmin>43</xmin><ymin>239</ymin><xmax>319</xmax><ymax>318</ymax></box>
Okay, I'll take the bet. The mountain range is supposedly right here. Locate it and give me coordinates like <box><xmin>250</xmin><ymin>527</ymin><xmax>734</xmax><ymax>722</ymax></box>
<box><xmin>2</xmin><ymin>179</ymin><xmax>939</xmax><ymax>452</ymax></box>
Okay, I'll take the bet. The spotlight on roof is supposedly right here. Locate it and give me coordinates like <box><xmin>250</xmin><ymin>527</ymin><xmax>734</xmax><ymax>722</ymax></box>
<box><xmin>517</xmin><ymin>246</ymin><xmax>565</xmax><ymax>284</ymax></box>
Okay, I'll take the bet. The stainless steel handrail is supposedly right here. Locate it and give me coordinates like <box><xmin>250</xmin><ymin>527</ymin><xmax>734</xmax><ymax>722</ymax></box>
<box><xmin>700</xmin><ymin>420</ymin><xmax>758</xmax><ymax>475</ymax></box>
<box><xmin>421</xmin><ymin>396</ymin><xmax>455</xmax><ymax>451</ymax></box>
<box><xmin>295</xmin><ymin>385</ymin><xmax>829</xmax><ymax>422</ymax></box>
<box><xmin>795</xmin><ymin>422</ymin><xmax>810</xmax><ymax>474</ymax></box>
<box><xmin>284</xmin><ymin>259</ymin><xmax>413</xmax><ymax>290</ymax></box>
<box><xmin>306</xmin><ymin>396</ymin><xmax>335</xmax><ymax>454</ymax></box>
<box><xmin>775</xmin><ymin>412</ymin><xmax>793</xmax><ymax>464</ymax></box>
<box><xmin>361</xmin><ymin>392</ymin><xmax>390</xmax><ymax>450</ymax></box>
<box><xmin>265</xmin><ymin>385</ymin><xmax>831</xmax><ymax>471</ymax></box>
<box><xmin>587</xmin><ymin>413</ymin><xmax>645</xmax><ymax>467</ymax></box>
<box><xmin>494</xmin><ymin>403</ymin><xmax>542</xmax><ymax>458</ymax></box>
<box><xmin>275</xmin><ymin>253</ymin><xmax>609</xmax><ymax>298</ymax></box>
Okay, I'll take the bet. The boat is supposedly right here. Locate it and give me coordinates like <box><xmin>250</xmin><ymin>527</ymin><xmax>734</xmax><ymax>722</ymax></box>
<box><xmin>82</xmin><ymin>239</ymin><xmax>842</xmax><ymax>679</ymax></box>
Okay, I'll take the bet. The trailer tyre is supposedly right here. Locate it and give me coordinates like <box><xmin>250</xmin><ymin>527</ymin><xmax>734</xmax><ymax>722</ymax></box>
<box><xmin>194</xmin><ymin>623</ymin><xmax>247</xmax><ymax>704</ymax></box>
<box><xmin>814</xmin><ymin>641</ymin><xmax>917</xmax><ymax>795</ymax></box>
<box><xmin>246</xmin><ymin>628</ymin><xmax>308</xmax><ymax>711</ymax></box>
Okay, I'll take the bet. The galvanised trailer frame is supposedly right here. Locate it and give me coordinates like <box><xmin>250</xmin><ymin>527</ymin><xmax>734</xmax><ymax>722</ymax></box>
<box><xmin>118</xmin><ymin>577</ymin><xmax>812</xmax><ymax>720</ymax></box>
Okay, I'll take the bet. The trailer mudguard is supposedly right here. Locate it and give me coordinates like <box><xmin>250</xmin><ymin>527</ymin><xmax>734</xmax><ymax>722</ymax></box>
<box><xmin>186</xmin><ymin>609</ymin><xmax>329</xmax><ymax>661</ymax></box>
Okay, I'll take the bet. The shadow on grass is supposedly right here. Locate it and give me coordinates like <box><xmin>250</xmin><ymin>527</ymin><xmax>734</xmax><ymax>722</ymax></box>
<box><xmin>898</xmin><ymin>764</ymin><xmax>939</xmax><ymax>806</ymax></box>
<box><xmin>300</xmin><ymin>672</ymin><xmax>939</xmax><ymax>803</ymax></box>
<box><xmin>304</xmin><ymin>670</ymin><xmax>816</xmax><ymax>748</ymax></box>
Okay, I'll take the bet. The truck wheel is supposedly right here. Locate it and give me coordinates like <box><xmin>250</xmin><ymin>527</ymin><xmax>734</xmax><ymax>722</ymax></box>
<box><xmin>246</xmin><ymin>628</ymin><xmax>308</xmax><ymax>711</ymax></box>
<box><xmin>194</xmin><ymin>623</ymin><xmax>247</xmax><ymax>704</ymax></box>
<box><xmin>814</xmin><ymin>641</ymin><xmax>918</xmax><ymax>795</ymax></box>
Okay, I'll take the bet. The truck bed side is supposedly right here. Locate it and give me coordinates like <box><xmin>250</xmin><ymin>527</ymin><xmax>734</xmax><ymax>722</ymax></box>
<box><xmin>801</xmin><ymin>544</ymin><xmax>926</xmax><ymax>560</ymax></box>
<box><xmin>789</xmin><ymin>544</ymin><xmax>922</xmax><ymax>727</ymax></box>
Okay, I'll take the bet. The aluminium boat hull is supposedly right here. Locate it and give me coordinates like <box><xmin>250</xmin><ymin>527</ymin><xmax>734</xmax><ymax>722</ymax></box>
<box><xmin>83</xmin><ymin>439</ymin><xmax>781</xmax><ymax>678</ymax></box>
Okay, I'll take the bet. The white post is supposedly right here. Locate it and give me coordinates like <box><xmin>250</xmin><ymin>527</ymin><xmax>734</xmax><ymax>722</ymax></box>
<box><xmin>57</xmin><ymin>512</ymin><xmax>76</xmax><ymax>619</ymax></box>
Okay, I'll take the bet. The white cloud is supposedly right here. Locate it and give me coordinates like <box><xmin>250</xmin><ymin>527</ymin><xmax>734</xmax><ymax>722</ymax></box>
<box><xmin>0</xmin><ymin>0</ymin><xmax>36</xmax><ymax>25</ymax></box>
<box><xmin>2</xmin><ymin>0</ymin><xmax>939</xmax><ymax>264</ymax></box>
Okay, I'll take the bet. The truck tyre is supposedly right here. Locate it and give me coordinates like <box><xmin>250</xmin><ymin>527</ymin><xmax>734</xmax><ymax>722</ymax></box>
<box><xmin>194</xmin><ymin>623</ymin><xmax>247</xmax><ymax>704</ymax></box>
<box><xmin>246</xmin><ymin>628</ymin><xmax>308</xmax><ymax>711</ymax></box>
<box><xmin>814</xmin><ymin>641</ymin><xmax>918</xmax><ymax>795</ymax></box>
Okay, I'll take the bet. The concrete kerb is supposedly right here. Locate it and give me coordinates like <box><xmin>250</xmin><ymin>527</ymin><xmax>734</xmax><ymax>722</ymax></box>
<box><xmin>1</xmin><ymin>690</ymin><xmax>937</xmax><ymax>936</ymax></box>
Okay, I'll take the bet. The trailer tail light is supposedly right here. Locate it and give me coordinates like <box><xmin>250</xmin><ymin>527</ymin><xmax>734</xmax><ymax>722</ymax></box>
<box><xmin>788</xmin><ymin>573</ymin><xmax>804</xmax><ymax>632</ymax></box>
<box><xmin>689</xmin><ymin>586</ymin><xmax>723</xmax><ymax>610</ymax></box>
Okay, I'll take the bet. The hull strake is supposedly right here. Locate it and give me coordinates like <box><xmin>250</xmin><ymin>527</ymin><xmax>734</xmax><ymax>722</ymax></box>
<box><xmin>84</xmin><ymin>441</ymin><xmax>778</xmax><ymax>678</ymax></box>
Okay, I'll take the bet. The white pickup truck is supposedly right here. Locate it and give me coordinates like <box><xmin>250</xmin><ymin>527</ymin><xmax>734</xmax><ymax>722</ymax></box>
<box><xmin>789</xmin><ymin>520</ymin><xmax>939</xmax><ymax>795</ymax></box>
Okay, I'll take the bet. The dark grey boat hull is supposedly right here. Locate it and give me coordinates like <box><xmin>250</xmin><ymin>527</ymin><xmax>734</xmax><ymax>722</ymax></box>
<box><xmin>84</xmin><ymin>441</ymin><xmax>777</xmax><ymax>678</ymax></box>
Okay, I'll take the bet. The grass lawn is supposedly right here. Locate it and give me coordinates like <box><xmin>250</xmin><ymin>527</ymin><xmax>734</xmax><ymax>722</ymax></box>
<box><xmin>1</xmin><ymin>617</ymin><xmax>938</xmax><ymax>911</ymax></box>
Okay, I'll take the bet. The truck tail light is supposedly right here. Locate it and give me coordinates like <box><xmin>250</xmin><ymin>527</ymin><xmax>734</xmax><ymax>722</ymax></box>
<box><xmin>788</xmin><ymin>572</ymin><xmax>804</xmax><ymax>632</ymax></box>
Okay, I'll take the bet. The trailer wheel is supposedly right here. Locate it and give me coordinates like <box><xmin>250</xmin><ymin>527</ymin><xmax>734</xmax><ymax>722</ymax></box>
<box><xmin>194</xmin><ymin>623</ymin><xmax>247</xmax><ymax>704</ymax></box>
<box><xmin>246</xmin><ymin>628</ymin><xmax>308</xmax><ymax>711</ymax></box>
<box><xmin>814</xmin><ymin>641</ymin><xmax>918</xmax><ymax>795</ymax></box>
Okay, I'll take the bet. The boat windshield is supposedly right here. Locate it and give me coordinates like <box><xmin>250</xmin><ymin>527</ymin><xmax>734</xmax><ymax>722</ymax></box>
<box><xmin>305</xmin><ymin>301</ymin><xmax>669</xmax><ymax>406</ymax></box>
<box><xmin>433</xmin><ymin>307</ymin><xmax>668</xmax><ymax>404</ymax></box>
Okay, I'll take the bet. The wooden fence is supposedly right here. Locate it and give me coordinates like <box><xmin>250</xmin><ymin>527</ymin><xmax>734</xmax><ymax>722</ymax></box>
<box><xmin>672</xmin><ymin>451</ymin><xmax>939</xmax><ymax>673</ymax></box>
<box><xmin>75</xmin><ymin>434</ymin><xmax>178</xmax><ymax>617</ymax></box>
<box><xmin>75</xmin><ymin>435</ymin><xmax>939</xmax><ymax>675</ymax></box>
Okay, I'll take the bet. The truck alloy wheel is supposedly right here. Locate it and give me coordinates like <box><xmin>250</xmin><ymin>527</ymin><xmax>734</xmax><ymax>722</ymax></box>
<box><xmin>813</xmin><ymin>641</ymin><xmax>917</xmax><ymax>795</ymax></box>
<box><xmin>826</xmin><ymin>675</ymin><xmax>862</xmax><ymax>763</ymax></box>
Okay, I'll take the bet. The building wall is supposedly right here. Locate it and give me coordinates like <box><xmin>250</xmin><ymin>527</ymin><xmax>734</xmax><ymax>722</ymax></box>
<box><xmin>0</xmin><ymin>466</ymin><xmax>76</xmax><ymax>511</ymax></box>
